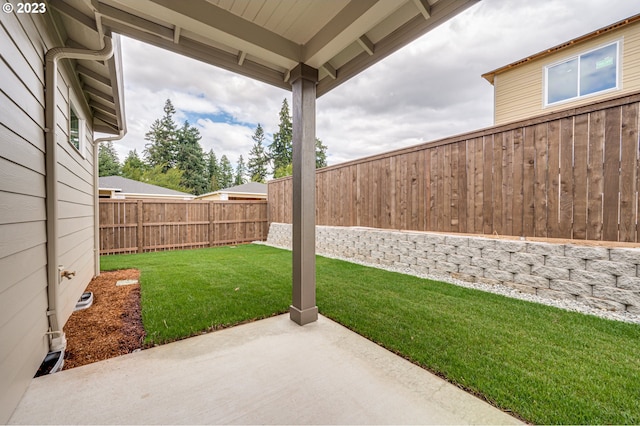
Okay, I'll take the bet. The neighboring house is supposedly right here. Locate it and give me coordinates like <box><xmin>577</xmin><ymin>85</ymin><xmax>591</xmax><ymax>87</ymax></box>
<box><xmin>483</xmin><ymin>14</ymin><xmax>640</xmax><ymax>125</ymax></box>
<box><xmin>99</xmin><ymin>176</ymin><xmax>195</xmax><ymax>200</ymax></box>
<box><xmin>0</xmin><ymin>7</ymin><xmax>125</xmax><ymax>422</ymax></box>
<box><xmin>196</xmin><ymin>182</ymin><xmax>268</xmax><ymax>201</ymax></box>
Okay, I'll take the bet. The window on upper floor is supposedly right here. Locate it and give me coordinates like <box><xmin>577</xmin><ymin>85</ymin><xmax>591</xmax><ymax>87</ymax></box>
<box><xmin>544</xmin><ymin>40</ymin><xmax>620</xmax><ymax>106</ymax></box>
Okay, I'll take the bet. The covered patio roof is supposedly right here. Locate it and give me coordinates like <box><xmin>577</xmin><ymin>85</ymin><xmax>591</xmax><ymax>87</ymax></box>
<box><xmin>51</xmin><ymin>0</ymin><xmax>478</xmax><ymax>96</ymax></box>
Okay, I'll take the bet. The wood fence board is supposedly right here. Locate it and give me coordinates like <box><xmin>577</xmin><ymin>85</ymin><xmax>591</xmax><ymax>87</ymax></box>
<box><xmin>350</xmin><ymin>165</ymin><xmax>358</xmax><ymax>226</ymax></box>
<box><xmin>522</xmin><ymin>126</ymin><xmax>536</xmax><ymax>237</ymax></box>
<box><xmin>533</xmin><ymin>123</ymin><xmax>548</xmax><ymax>237</ymax></box>
<box><xmin>558</xmin><ymin>118</ymin><xmax>574</xmax><ymax>238</ymax></box>
<box><xmin>492</xmin><ymin>133</ymin><xmax>503</xmax><ymax>235</ymax></box>
<box><xmin>430</xmin><ymin>148</ymin><xmax>439</xmax><ymax>230</ymax></box>
<box><xmin>547</xmin><ymin>120</ymin><xmax>561</xmax><ymax>238</ymax></box>
<box><xmin>465</xmin><ymin>138</ymin><xmax>475</xmax><ymax>233</ymax></box>
<box><xmin>443</xmin><ymin>144</ymin><xmax>453</xmax><ymax>233</ymax></box>
<box><xmin>483</xmin><ymin>135</ymin><xmax>493</xmax><ymax>234</ymax></box>
<box><xmin>437</xmin><ymin>146</ymin><xmax>446</xmax><ymax>232</ymax></box>
<box><xmin>397</xmin><ymin>155</ymin><xmax>407</xmax><ymax>230</ymax></box>
<box><xmin>620</xmin><ymin>103</ymin><xmax>639</xmax><ymax>242</ymax></box>
<box><xmin>451</xmin><ymin>143</ymin><xmax>461</xmax><ymax>232</ymax></box>
<box><xmin>425</xmin><ymin>149</ymin><xmax>433</xmax><ymax>231</ymax></box>
<box><xmin>603</xmin><ymin>107</ymin><xmax>622</xmax><ymax>241</ymax></box>
<box><xmin>388</xmin><ymin>156</ymin><xmax>396</xmax><ymax>229</ymax></box>
<box><xmin>573</xmin><ymin>113</ymin><xmax>589</xmax><ymax>239</ymax></box>
<box><xmin>511</xmin><ymin>129</ymin><xmax>524</xmax><ymax>236</ymax></box>
<box><xmin>372</xmin><ymin>160</ymin><xmax>380</xmax><ymax>227</ymax></box>
<box><xmin>474</xmin><ymin>137</ymin><xmax>484</xmax><ymax>233</ymax></box>
<box><xmin>457</xmin><ymin>141</ymin><xmax>467</xmax><ymax>233</ymax></box>
<box><xmin>502</xmin><ymin>131</ymin><xmax>514</xmax><ymax>236</ymax></box>
<box><xmin>587</xmin><ymin>110</ymin><xmax>605</xmax><ymax>240</ymax></box>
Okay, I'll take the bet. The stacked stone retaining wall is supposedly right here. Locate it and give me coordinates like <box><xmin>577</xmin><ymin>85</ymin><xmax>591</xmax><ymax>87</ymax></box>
<box><xmin>266</xmin><ymin>223</ymin><xmax>640</xmax><ymax>314</ymax></box>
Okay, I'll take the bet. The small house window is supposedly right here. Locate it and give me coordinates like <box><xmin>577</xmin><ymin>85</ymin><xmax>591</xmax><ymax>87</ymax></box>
<box><xmin>544</xmin><ymin>41</ymin><xmax>619</xmax><ymax>106</ymax></box>
<box><xmin>69</xmin><ymin>105</ymin><xmax>85</xmax><ymax>156</ymax></box>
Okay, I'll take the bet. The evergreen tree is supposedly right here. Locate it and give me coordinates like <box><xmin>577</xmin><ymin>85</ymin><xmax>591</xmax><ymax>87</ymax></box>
<box><xmin>269</xmin><ymin>98</ymin><xmax>292</xmax><ymax>176</ymax></box>
<box><xmin>144</xmin><ymin>99</ymin><xmax>177</xmax><ymax>171</ymax></box>
<box><xmin>98</xmin><ymin>141</ymin><xmax>121</xmax><ymax>176</ymax></box>
<box><xmin>247</xmin><ymin>124</ymin><xmax>269</xmax><ymax>182</ymax></box>
<box><xmin>175</xmin><ymin>121</ymin><xmax>208</xmax><ymax>195</ymax></box>
<box><xmin>206</xmin><ymin>149</ymin><xmax>220</xmax><ymax>192</ymax></box>
<box><xmin>121</xmin><ymin>149</ymin><xmax>146</xmax><ymax>181</ymax></box>
<box><xmin>141</xmin><ymin>165</ymin><xmax>188</xmax><ymax>192</ymax></box>
<box><xmin>270</xmin><ymin>139</ymin><xmax>327</xmax><ymax>177</ymax></box>
<box><xmin>234</xmin><ymin>155</ymin><xmax>247</xmax><ymax>186</ymax></box>
<box><xmin>316</xmin><ymin>138</ymin><xmax>328</xmax><ymax>168</ymax></box>
<box><xmin>218</xmin><ymin>155</ymin><xmax>234</xmax><ymax>189</ymax></box>
<box><xmin>273</xmin><ymin>163</ymin><xmax>293</xmax><ymax>178</ymax></box>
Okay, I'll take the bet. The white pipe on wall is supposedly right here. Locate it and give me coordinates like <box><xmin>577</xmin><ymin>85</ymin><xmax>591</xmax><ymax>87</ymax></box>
<box><xmin>44</xmin><ymin>36</ymin><xmax>114</xmax><ymax>352</ymax></box>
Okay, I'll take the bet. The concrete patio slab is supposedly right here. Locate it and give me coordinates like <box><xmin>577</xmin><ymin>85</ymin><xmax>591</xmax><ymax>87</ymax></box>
<box><xmin>9</xmin><ymin>314</ymin><xmax>521</xmax><ymax>425</ymax></box>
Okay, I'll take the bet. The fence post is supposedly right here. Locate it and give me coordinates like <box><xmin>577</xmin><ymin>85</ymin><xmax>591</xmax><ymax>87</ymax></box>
<box><xmin>137</xmin><ymin>200</ymin><xmax>143</xmax><ymax>253</ymax></box>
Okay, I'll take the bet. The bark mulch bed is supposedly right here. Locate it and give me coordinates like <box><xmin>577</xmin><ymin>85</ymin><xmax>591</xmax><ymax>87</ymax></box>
<box><xmin>63</xmin><ymin>269</ymin><xmax>145</xmax><ymax>369</ymax></box>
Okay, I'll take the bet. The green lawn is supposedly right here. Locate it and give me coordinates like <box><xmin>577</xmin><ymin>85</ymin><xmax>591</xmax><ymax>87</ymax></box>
<box><xmin>101</xmin><ymin>244</ymin><xmax>640</xmax><ymax>425</ymax></box>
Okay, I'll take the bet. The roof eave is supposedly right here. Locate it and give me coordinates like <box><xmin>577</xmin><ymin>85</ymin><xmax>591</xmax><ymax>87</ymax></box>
<box><xmin>481</xmin><ymin>13</ymin><xmax>640</xmax><ymax>85</ymax></box>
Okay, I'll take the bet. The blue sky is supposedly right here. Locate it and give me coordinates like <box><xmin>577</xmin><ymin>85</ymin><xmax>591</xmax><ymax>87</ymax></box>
<box><xmin>114</xmin><ymin>0</ymin><xmax>640</xmax><ymax>170</ymax></box>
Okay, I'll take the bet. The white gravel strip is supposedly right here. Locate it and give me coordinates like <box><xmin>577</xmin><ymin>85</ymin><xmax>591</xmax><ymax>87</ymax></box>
<box><xmin>257</xmin><ymin>242</ymin><xmax>640</xmax><ymax>325</ymax></box>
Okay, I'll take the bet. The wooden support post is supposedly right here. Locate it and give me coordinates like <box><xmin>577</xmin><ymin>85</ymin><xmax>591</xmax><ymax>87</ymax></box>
<box><xmin>289</xmin><ymin>63</ymin><xmax>318</xmax><ymax>326</ymax></box>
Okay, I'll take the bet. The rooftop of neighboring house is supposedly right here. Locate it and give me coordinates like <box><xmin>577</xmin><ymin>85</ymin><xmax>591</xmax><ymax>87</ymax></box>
<box><xmin>99</xmin><ymin>176</ymin><xmax>195</xmax><ymax>199</ymax></box>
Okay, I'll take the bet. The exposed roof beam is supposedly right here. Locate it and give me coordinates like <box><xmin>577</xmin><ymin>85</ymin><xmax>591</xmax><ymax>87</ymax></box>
<box><xmin>144</xmin><ymin>0</ymin><xmax>301</xmax><ymax>63</ymax></box>
<box><xmin>303</xmin><ymin>0</ymin><xmax>377</xmax><ymax>63</ymax></box>
<box><xmin>49</xmin><ymin>0</ymin><xmax>98</xmax><ymax>32</ymax></box>
<box><xmin>237</xmin><ymin>51</ymin><xmax>247</xmax><ymax>66</ymax></box>
<box><xmin>303</xmin><ymin>0</ymin><xmax>403</xmax><ymax>67</ymax></box>
<box><xmin>84</xmin><ymin>85</ymin><xmax>114</xmax><ymax>103</ymax></box>
<box><xmin>412</xmin><ymin>0</ymin><xmax>432</xmax><ymax>19</ymax></box>
<box><xmin>173</xmin><ymin>26</ymin><xmax>181</xmax><ymax>44</ymax></box>
<box><xmin>317</xmin><ymin>0</ymin><xmax>477</xmax><ymax>97</ymax></box>
<box><xmin>77</xmin><ymin>65</ymin><xmax>111</xmax><ymax>86</ymax></box>
<box><xmin>101</xmin><ymin>19</ymin><xmax>290</xmax><ymax>91</ymax></box>
<box><xmin>321</xmin><ymin>62</ymin><xmax>337</xmax><ymax>80</ymax></box>
<box><xmin>94</xmin><ymin>110</ymin><xmax>119</xmax><ymax>127</ymax></box>
<box><xmin>357</xmin><ymin>35</ymin><xmax>375</xmax><ymax>56</ymax></box>
<box><xmin>90</xmin><ymin>99</ymin><xmax>117</xmax><ymax>117</ymax></box>
<box><xmin>94</xmin><ymin>2</ymin><xmax>174</xmax><ymax>41</ymax></box>
<box><xmin>94</xmin><ymin>124</ymin><xmax>118</xmax><ymax>134</ymax></box>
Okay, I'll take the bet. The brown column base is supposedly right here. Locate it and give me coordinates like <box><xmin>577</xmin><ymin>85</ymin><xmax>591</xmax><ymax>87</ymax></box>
<box><xmin>289</xmin><ymin>305</ymin><xmax>318</xmax><ymax>326</ymax></box>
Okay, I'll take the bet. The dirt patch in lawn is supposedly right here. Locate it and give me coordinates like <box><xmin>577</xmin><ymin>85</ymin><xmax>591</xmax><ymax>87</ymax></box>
<box><xmin>63</xmin><ymin>269</ymin><xmax>145</xmax><ymax>369</ymax></box>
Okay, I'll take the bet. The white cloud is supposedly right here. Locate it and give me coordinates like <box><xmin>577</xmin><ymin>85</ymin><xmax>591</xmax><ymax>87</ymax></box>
<box><xmin>114</xmin><ymin>0</ymin><xmax>640</xmax><ymax>169</ymax></box>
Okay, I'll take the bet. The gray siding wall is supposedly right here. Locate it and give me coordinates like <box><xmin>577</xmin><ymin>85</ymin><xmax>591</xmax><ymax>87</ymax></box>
<box><xmin>0</xmin><ymin>10</ymin><xmax>97</xmax><ymax>423</ymax></box>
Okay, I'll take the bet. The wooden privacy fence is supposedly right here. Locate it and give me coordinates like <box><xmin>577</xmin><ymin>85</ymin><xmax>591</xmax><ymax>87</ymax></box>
<box><xmin>100</xmin><ymin>199</ymin><xmax>268</xmax><ymax>254</ymax></box>
<box><xmin>269</xmin><ymin>92</ymin><xmax>640</xmax><ymax>243</ymax></box>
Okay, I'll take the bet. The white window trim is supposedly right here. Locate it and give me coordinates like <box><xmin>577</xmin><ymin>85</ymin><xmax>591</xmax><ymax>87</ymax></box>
<box><xmin>543</xmin><ymin>39</ymin><xmax>621</xmax><ymax>108</ymax></box>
